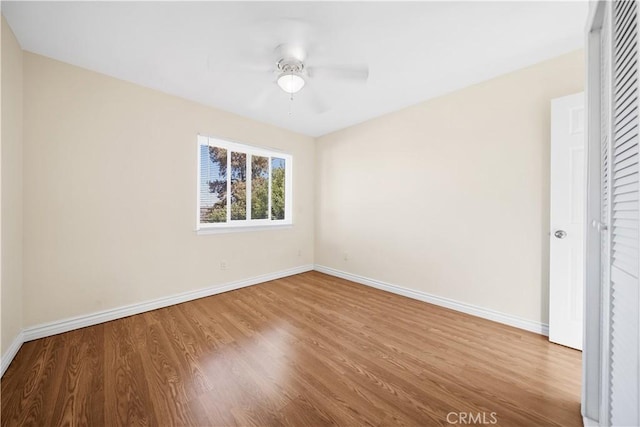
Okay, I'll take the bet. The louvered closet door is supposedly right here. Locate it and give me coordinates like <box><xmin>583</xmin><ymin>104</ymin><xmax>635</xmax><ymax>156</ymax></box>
<box><xmin>609</xmin><ymin>0</ymin><xmax>640</xmax><ymax>425</ymax></box>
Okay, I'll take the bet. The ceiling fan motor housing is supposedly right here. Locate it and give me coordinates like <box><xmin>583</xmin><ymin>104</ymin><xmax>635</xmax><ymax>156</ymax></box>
<box><xmin>277</xmin><ymin>59</ymin><xmax>304</xmax><ymax>75</ymax></box>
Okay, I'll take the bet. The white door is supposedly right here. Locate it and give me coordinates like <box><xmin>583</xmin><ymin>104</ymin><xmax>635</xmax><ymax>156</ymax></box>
<box><xmin>549</xmin><ymin>92</ymin><xmax>585</xmax><ymax>350</ymax></box>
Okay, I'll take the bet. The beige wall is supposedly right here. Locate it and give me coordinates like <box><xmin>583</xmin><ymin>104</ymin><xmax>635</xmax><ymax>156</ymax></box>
<box><xmin>315</xmin><ymin>50</ymin><xmax>584</xmax><ymax>325</ymax></box>
<box><xmin>11</xmin><ymin>45</ymin><xmax>583</xmax><ymax>332</ymax></box>
<box><xmin>1</xmin><ymin>17</ymin><xmax>24</xmax><ymax>357</ymax></box>
<box><xmin>22</xmin><ymin>52</ymin><xmax>314</xmax><ymax>327</ymax></box>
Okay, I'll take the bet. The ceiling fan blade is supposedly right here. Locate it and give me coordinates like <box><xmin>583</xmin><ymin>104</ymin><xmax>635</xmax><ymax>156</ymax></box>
<box><xmin>304</xmin><ymin>83</ymin><xmax>330</xmax><ymax>114</ymax></box>
<box><xmin>249</xmin><ymin>84</ymin><xmax>279</xmax><ymax>110</ymax></box>
<box><xmin>307</xmin><ymin>65</ymin><xmax>369</xmax><ymax>82</ymax></box>
<box><xmin>207</xmin><ymin>54</ymin><xmax>274</xmax><ymax>76</ymax></box>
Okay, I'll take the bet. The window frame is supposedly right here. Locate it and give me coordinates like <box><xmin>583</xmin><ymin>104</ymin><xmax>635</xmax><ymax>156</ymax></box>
<box><xmin>196</xmin><ymin>135</ymin><xmax>293</xmax><ymax>234</ymax></box>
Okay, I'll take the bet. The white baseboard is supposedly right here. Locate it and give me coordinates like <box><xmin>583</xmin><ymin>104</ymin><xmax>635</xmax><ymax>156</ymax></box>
<box><xmin>1</xmin><ymin>330</ymin><xmax>25</xmax><ymax>377</ymax></box>
<box><xmin>3</xmin><ymin>263</ymin><xmax>547</xmax><ymax>377</ymax></box>
<box><xmin>583</xmin><ymin>416</ymin><xmax>599</xmax><ymax>426</ymax></box>
<box><xmin>314</xmin><ymin>265</ymin><xmax>549</xmax><ymax>336</ymax></box>
<box><xmin>22</xmin><ymin>264</ymin><xmax>313</xmax><ymax>342</ymax></box>
<box><xmin>0</xmin><ymin>264</ymin><xmax>313</xmax><ymax>377</ymax></box>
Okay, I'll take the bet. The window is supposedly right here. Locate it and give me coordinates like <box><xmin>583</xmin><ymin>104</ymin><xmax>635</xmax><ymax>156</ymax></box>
<box><xmin>197</xmin><ymin>135</ymin><xmax>292</xmax><ymax>232</ymax></box>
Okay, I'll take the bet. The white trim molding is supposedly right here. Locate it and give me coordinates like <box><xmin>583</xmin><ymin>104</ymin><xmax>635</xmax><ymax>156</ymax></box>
<box><xmin>314</xmin><ymin>265</ymin><xmax>549</xmax><ymax>336</ymax></box>
<box><xmin>3</xmin><ymin>263</ymin><xmax>549</xmax><ymax>377</ymax></box>
<box><xmin>1</xmin><ymin>264</ymin><xmax>313</xmax><ymax>377</ymax></box>
<box><xmin>1</xmin><ymin>331</ymin><xmax>26</xmax><ymax>377</ymax></box>
<box><xmin>583</xmin><ymin>416</ymin><xmax>599</xmax><ymax>427</ymax></box>
<box><xmin>196</xmin><ymin>224</ymin><xmax>293</xmax><ymax>235</ymax></box>
<box><xmin>23</xmin><ymin>264</ymin><xmax>313</xmax><ymax>342</ymax></box>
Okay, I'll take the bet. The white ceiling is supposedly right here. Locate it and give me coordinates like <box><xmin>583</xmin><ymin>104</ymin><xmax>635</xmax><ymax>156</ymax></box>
<box><xmin>3</xmin><ymin>1</ymin><xmax>588</xmax><ymax>137</ymax></box>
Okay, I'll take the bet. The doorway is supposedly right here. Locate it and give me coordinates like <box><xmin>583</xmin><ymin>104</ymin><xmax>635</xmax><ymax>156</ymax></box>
<box><xmin>549</xmin><ymin>92</ymin><xmax>585</xmax><ymax>351</ymax></box>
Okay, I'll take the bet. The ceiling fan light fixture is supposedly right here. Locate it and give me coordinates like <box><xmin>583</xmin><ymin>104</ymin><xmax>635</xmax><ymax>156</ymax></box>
<box><xmin>277</xmin><ymin>72</ymin><xmax>305</xmax><ymax>94</ymax></box>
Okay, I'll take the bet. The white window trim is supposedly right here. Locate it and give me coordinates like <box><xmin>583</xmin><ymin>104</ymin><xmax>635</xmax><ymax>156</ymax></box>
<box><xmin>196</xmin><ymin>224</ymin><xmax>294</xmax><ymax>235</ymax></box>
<box><xmin>196</xmin><ymin>135</ymin><xmax>293</xmax><ymax>233</ymax></box>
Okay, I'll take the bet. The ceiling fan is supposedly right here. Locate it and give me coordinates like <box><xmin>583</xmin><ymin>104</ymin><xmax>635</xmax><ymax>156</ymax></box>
<box><xmin>246</xmin><ymin>43</ymin><xmax>370</xmax><ymax>113</ymax></box>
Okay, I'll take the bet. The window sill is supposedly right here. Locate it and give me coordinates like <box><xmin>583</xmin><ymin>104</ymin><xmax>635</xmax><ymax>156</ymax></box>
<box><xmin>196</xmin><ymin>224</ymin><xmax>293</xmax><ymax>235</ymax></box>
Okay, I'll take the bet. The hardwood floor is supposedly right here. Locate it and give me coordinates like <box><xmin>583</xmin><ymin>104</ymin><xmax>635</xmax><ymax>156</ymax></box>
<box><xmin>1</xmin><ymin>271</ymin><xmax>582</xmax><ymax>426</ymax></box>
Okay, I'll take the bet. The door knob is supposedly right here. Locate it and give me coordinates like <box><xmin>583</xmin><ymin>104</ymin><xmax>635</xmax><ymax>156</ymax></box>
<box><xmin>554</xmin><ymin>230</ymin><xmax>567</xmax><ymax>239</ymax></box>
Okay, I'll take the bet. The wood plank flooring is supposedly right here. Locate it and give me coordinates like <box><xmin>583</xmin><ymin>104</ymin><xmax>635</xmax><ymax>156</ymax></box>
<box><xmin>1</xmin><ymin>271</ymin><xmax>582</xmax><ymax>426</ymax></box>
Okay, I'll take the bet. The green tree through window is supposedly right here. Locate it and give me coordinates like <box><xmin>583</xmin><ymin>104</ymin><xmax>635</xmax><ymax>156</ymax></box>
<box><xmin>199</xmin><ymin>137</ymin><xmax>290</xmax><ymax>228</ymax></box>
<box><xmin>271</xmin><ymin>158</ymin><xmax>286</xmax><ymax>220</ymax></box>
<box><xmin>252</xmin><ymin>156</ymin><xmax>269</xmax><ymax>219</ymax></box>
